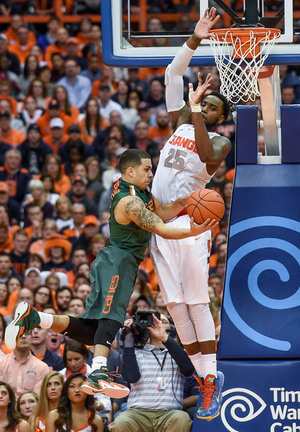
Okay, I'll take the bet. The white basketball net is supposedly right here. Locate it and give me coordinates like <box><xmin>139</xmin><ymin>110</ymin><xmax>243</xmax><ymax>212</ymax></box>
<box><xmin>208</xmin><ymin>29</ymin><xmax>281</xmax><ymax>105</ymax></box>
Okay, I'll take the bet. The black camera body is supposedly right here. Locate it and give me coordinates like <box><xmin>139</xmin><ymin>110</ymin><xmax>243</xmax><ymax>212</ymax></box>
<box><xmin>119</xmin><ymin>309</ymin><xmax>159</xmax><ymax>349</ymax></box>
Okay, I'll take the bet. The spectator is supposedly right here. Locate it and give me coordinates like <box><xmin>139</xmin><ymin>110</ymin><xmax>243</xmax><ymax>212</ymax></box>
<box><xmin>122</xmin><ymin>89</ymin><xmax>142</xmax><ymax>130</ymax></box>
<box><xmin>31</xmin><ymin>325</ymin><xmax>64</xmax><ymax>371</ymax></box>
<box><xmin>80</xmin><ymin>98</ymin><xmax>109</xmax><ymax>145</ymax></box>
<box><xmin>0</xmin><ymin>130</ymin><xmax>12</xmax><ymax>166</ymax></box>
<box><xmin>29</xmin><ymin>371</ymin><xmax>64</xmax><ymax>432</ymax></box>
<box><xmin>0</xmin><ymin>54</ymin><xmax>21</xmax><ymax>99</ymax></box>
<box><xmin>43</xmin><ymin>117</ymin><xmax>69</xmax><ymax>153</ymax></box>
<box><xmin>8</xmin><ymin>25</ymin><xmax>35</xmax><ymax>67</ymax></box>
<box><xmin>91</xmin><ymin>65</ymin><xmax>117</xmax><ymax>97</ymax></box>
<box><xmin>57</xmin><ymin>58</ymin><xmax>91</xmax><ymax>110</ymax></box>
<box><xmin>0</xmin><ymin>33</ymin><xmax>20</xmax><ymax>75</ymax></box>
<box><xmin>55</xmin><ymin>286</ymin><xmax>72</xmax><ymax>314</ymax></box>
<box><xmin>0</xmin><ymin>282</ymin><xmax>10</xmax><ymax>317</ymax></box>
<box><xmin>81</xmin><ymin>54</ymin><xmax>102</xmax><ymax>82</ymax></box>
<box><xmin>59</xmin><ymin>339</ymin><xmax>91</xmax><ymax>379</ymax></box>
<box><xmin>33</xmin><ymin>285</ymin><xmax>54</xmax><ymax>311</ymax></box>
<box><xmin>281</xmin><ymin>85</ymin><xmax>296</xmax><ymax>104</ymax></box>
<box><xmin>100</xmin><ymin>138</ymin><xmax>124</xmax><ymax>190</ymax></box>
<box><xmin>46</xmin><ymin>330</ymin><xmax>64</xmax><ymax>356</ymax></box>
<box><xmin>45</xmin><ymin>27</ymin><xmax>69</xmax><ymax>67</ymax></box>
<box><xmin>0</xmin><ymin>381</ymin><xmax>31</xmax><ymax>432</ymax></box>
<box><xmin>145</xmin><ymin>77</ymin><xmax>166</xmax><ymax>109</ymax></box>
<box><xmin>66</xmin><ymin>176</ymin><xmax>98</xmax><ymax>216</ymax></box>
<box><xmin>58</xmin><ymin>124</ymin><xmax>91</xmax><ymax>170</ymax></box>
<box><xmin>23</xmin><ymin>179</ymin><xmax>54</xmax><ymax>226</ymax></box>
<box><xmin>148</xmin><ymin>108</ymin><xmax>171</xmax><ymax>148</ymax></box>
<box><xmin>109</xmin><ymin>313</ymin><xmax>193</xmax><ymax>432</ymax></box>
<box><xmin>27</xmin><ymin>78</ymin><xmax>51</xmax><ymax>110</ymax></box>
<box><xmin>64</xmin><ymin>38</ymin><xmax>88</xmax><ymax>71</ymax></box>
<box><xmin>127</xmin><ymin>67</ymin><xmax>150</xmax><ymax>99</ymax></box>
<box><xmin>54</xmin><ymin>196</ymin><xmax>73</xmax><ymax>231</ymax></box>
<box><xmin>37</xmin><ymin>15</ymin><xmax>61</xmax><ymax>52</ymax></box>
<box><xmin>60</xmin><ymin>203</ymin><xmax>85</xmax><ymax>244</ymax></box>
<box><xmin>77</xmin><ymin>17</ymin><xmax>93</xmax><ymax>47</ymax></box>
<box><xmin>87</xmin><ymin>233</ymin><xmax>107</xmax><ymax>265</ymax></box>
<box><xmin>5</xmin><ymin>15</ymin><xmax>36</xmax><ymax>47</ymax></box>
<box><xmin>97</xmin><ymin>84</ymin><xmax>123</xmax><ymax>122</ymax></box>
<box><xmin>53</xmin><ymin>85</ymin><xmax>80</xmax><ymax>123</ymax></box>
<box><xmin>68</xmin><ymin>296</ymin><xmax>86</xmax><ymax>317</ymax></box>
<box><xmin>24</xmin><ymin>267</ymin><xmax>42</xmax><ymax>292</ymax></box>
<box><xmin>18</xmin><ymin>96</ymin><xmax>43</xmax><ymax>130</ymax></box>
<box><xmin>85</xmin><ymin>156</ymin><xmax>104</xmax><ymax>203</ymax></box>
<box><xmin>0</xmin><ymin>182</ymin><xmax>20</xmax><ymax>224</ymax></box>
<box><xmin>41</xmin><ymin>174</ymin><xmax>60</xmax><ymax>206</ymax></box>
<box><xmin>111</xmin><ymin>79</ymin><xmax>130</xmax><ymax>108</ymax></box>
<box><xmin>0</xmin><ymin>98</ymin><xmax>24</xmax><ymax>133</ymax></box>
<box><xmin>44</xmin><ymin>233</ymin><xmax>72</xmax><ymax>273</ymax></box>
<box><xmin>130</xmin><ymin>120</ymin><xmax>157</xmax><ymax>155</ymax></box>
<box><xmin>28</xmin><ymin>218</ymin><xmax>57</xmax><ymax>261</ymax></box>
<box><xmin>82</xmin><ymin>24</ymin><xmax>103</xmax><ymax>64</ymax></box>
<box><xmin>17</xmin><ymin>288</ymin><xmax>34</xmax><ymax>305</ymax></box>
<box><xmin>19</xmin><ymin>54</ymin><xmax>40</xmax><ymax>96</ymax></box>
<box><xmin>36</xmin><ymin>98</ymin><xmax>72</xmax><ymax>140</ymax></box>
<box><xmin>16</xmin><ymin>391</ymin><xmax>39</xmax><ymax>423</ymax></box>
<box><xmin>42</xmin><ymin>153</ymin><xmax>72</xmax><ymax>196</ymax></box>
<box><xmin>73</xmin><ymin>215</ymin><xmax>100</xmax><ymax>251</ymax></box>
<box><xmin>18</xmin><ymin>124</ymin><xmax>52</xmax><ymax>176</ymax></box>
<box><xmin>46</xmin><ymin>373</ymin><xmax>103</xmax><ymax>432</ymax></box>
<box><xmin>74</xmin><ymin>283</ymin><xmax>91</xmax><ymax>303</ymax></box>
<box><xmin>51</xmin><ymin>52</ymin><xmax>66</xmax><ymax>83</ymax></box>
<box><xmin>137</xmin><ymin>101</ymin><xmax>152</xmax><ymax>125</ymax></box>
<box><xmin>0</xmin><ymin>148</ymin><xmax>30</xmax><ymax>202</ymax></box>
<box><xmin>0</xmin><ymin>332</ymin><xmax>49</xmax><ymax>398</ymax></box>
<box><xmin>7</xmin><ymin>275</ymin><xmax>22</xmax><ymax>294</ymax></box>
<box><xmin>10</xmin><ymin>229</ymin><xmax>30</xmax><ymax>276</ymax></box>
<box><xmin>0</xmin><ymin>222</ymin><xmax>14</xmax><ymax>253</ymax></box>
<box><xmin>0</xmin><ymin>109</ymin><xmax>26</xmax><ymax>147</ymax></box>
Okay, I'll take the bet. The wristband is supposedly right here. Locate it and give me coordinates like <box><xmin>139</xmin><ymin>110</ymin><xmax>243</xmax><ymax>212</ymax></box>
<box><xmin>189</xmin><ymin>87</ymin><xmax>202</xmax><ymax>113</ymax></box>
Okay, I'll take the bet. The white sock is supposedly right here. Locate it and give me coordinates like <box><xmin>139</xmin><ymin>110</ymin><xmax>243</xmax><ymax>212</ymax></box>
<box><xmin>38</xmin><ymin>312</ymin><xmax>53</xmax><ymax>329</ymax></box>
<box><xmin>189</xmin><ymin>352</ymin><xmax>202</xmax><ymax>377</ymax></box>
<box><xmin>201</xmin><ymin>353</ymin><xmax>217</xmax><ymax>378</ymax></box>
<box><xmin>92</xmin><ymin>356</ymin><xmax>107</xmax><ymax>372</ymax></box>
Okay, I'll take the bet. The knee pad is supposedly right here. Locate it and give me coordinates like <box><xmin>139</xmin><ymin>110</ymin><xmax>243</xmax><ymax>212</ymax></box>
<box><xmin>94</xmin><ymin>319</ymin><xmax>122</xmax><ymax>348</ymax></box>
<box><xmin>188</xmin><ymin>303</ymin><xmax>215</xmax><ymax>342</ymax></box>
<box><xmin>167</xmin><ymin>302</ymin><xmax>197</xmax><ymax>345</ymax></box>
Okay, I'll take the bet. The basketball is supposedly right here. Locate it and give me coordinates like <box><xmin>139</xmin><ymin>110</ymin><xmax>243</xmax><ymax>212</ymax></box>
<box><xmin>186</xmin><ymin>189</ymin><xmax>225</xmax><ymax>224</ymax></box>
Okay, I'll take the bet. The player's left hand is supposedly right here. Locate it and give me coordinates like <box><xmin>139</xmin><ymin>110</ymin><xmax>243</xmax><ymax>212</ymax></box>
<box><xmin>190</xmin><ymin>217</ymin><xmax>219</xmax><ymax>236</ymax></box>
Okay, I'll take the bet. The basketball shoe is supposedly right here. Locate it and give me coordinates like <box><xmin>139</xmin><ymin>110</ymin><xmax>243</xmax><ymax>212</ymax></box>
<box><xmin>81</xmin><ymin>366</ymin><xmax>130</xmax><ymax>399</ymax></box>
<box><xmin>196</xmin><ymin>371</ymin><xmax>224</xmax><ymax>421</ymax></box>
<box><xmin>5</xmin><ymin>302</ymin><xmax>41</xmax><ymax>350</ymax></box>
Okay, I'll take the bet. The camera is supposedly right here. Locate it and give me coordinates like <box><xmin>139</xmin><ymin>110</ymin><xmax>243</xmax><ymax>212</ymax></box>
<box><xmin>119</xmin><ymin>309</ymin><xmax>159</xmax><ymax>349</ymax></box>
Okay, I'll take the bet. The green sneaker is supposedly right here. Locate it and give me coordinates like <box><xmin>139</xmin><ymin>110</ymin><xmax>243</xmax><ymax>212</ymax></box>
<box><xmin>5</xmin><ymin>302</ymin><xmax>40</xmax><ymax>350</ymax></box>
<box><xmin>81</xmin><ymin>366</ymin><xmax>129</xmax><ymax>399</ymax></box>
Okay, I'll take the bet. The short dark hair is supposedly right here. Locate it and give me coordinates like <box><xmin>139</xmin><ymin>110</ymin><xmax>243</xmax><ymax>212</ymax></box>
<box><xmin>206</xmin><ymin>91</ymin><xmax>231</xmax><ymax>120</ymax></box>
<box><xmin>63</xmin><ymin>339</ymin><xmax>88</xmax><ymax>366</ymax></box>
<box><xmin>118</xmin><ymin>149</ymin><xmax>150</xmax><ymax>174</ymax></box>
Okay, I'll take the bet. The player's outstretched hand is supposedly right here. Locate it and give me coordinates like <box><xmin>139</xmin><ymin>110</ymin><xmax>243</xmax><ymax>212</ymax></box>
<box><xmin>193</xmin><ymin>7</ymin><xmax>220</xmax><ymax>40</ymax></box>
<box><xmin>189</xmin><ymin>72</ymin><xmax>213</xmax><ymax>106</ymax></box>
<box><xmin>190</xmin><ymin>217</ymin><xmax>218</xmax><ymax>236</ymax></box>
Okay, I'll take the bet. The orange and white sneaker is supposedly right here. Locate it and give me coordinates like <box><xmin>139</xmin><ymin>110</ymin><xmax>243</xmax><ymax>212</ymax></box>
<box><xmin>81</xmin><ymin>366</ymin><xmax>129</xmax><ymax>399</ymax></box>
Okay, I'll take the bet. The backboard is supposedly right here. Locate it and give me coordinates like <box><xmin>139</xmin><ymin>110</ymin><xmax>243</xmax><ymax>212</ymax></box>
<box><xmin>101</xmin><ymin>0</ymin><xmax>300</xmax><ymax>67</ymax></box>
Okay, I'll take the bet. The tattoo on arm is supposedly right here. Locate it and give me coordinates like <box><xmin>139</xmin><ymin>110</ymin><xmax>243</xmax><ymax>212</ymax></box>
<box><xmin>125</xmin><ymin>197</ymin><xmax>162</xmax><ymax>232</ymax></box>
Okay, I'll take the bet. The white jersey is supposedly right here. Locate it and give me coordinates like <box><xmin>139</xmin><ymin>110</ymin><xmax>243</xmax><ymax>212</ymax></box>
<box><xmin>152</xmin><ymin>124</ymin><xmax>218</xmax><ymax>203</ymax></box>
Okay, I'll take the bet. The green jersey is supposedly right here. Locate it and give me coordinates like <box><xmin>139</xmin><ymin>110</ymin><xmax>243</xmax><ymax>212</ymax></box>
<box><xmin>109</xmin><ymin>178</ymin><xmax>154</xmax><ymax>264</ymax></box>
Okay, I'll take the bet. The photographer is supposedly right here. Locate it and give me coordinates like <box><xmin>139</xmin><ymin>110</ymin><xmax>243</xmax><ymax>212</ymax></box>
<box><xmin>109</xmin><ymin>312</ymin><xmax>194</xmax><ymax>432</ymax></box>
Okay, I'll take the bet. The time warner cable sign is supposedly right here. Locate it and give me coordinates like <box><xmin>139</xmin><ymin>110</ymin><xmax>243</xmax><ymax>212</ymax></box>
<box><xmin>194</xmin><ymin>361</ymin><xmax>300</xmax><ymax>432</ymax></box>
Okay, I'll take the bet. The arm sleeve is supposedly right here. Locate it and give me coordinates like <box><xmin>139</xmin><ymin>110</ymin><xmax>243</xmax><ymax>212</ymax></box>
<box><xmin>165</xmin><ymin>42</ymin><xmax>195</xmax><ymax>112</ymax></box>
<box><xmin>120</xmin><ymin>347</ymin><xmax>141</xmax><ymax>383</ymax></box>
<box><xmin>164</xmin><ymin>336</ymin><xmax>195</xmax><ymax>377</ymax></box>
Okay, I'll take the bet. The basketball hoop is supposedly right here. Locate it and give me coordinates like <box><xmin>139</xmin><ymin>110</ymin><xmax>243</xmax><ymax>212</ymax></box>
<box><xmin>208</xmin><ymin>27</ymin><xmax>281</xmax><ymax>105</ymax></box>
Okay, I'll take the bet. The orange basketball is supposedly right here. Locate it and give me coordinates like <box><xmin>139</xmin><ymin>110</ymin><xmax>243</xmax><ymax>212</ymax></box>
<box><xmin>186</xmin><ymin>189</ymin><xmax>225</xmax><ymax>224</ymax></box>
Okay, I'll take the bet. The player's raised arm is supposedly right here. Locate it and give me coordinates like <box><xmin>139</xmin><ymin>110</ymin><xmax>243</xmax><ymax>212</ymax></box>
<box><xmin>165</xmin><ymin>8</ymin><xmax>220</xmax><ymax>132</ymax></box>
<box><xmin>116</xmin><ymin>195</ymin><xmax>217</xmax><ymax>239</ymax></box>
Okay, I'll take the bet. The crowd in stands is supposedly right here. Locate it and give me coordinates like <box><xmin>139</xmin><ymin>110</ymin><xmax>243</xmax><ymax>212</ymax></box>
<box><xmin>0</xmin><ymin>2</ymin><xmax>299</xmax><ymax>431</ymax></box>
